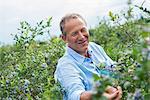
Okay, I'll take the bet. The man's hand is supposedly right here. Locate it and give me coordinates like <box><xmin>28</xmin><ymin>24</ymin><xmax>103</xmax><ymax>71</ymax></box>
<box><xmin>80</xmin><ymin>86</ymin><xmax>122</xmax><ymax>100</ymax></box>
<box><xmin>114</xmin><ymin>86</ymin><xmax>122</xmax><ymax>100</ymax></box>
<box><xmin>103</xmin><ymin>86</ymin><xmax>122</xmax><ymax>100</ymax></box>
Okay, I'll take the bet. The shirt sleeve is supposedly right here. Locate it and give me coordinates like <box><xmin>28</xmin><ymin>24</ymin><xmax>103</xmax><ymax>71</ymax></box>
<box><xmin>55</xmin><ymin>62</ymin><xmax>85</xmax><ymax>100</ymax></box>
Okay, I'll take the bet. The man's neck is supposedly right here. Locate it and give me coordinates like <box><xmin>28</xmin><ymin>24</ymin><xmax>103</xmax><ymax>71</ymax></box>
<box><xmin>84</xmin><ymin>50</ymin><xmax>91</xmax><ymax>58</ymax></box>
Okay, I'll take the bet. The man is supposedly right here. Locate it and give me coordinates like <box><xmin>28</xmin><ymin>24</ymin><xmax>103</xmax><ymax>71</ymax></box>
<box><xmin>55</xmin><ymin>13</ymin><xmax>122</xmax><ymax>100</ymax></box>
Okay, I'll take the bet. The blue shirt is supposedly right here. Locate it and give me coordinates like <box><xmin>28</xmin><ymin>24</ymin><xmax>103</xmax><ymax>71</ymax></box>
<box><xmin>54</xmin><ymin>42</ymin><xmax>115</xmax><ymax>100</ymax></box>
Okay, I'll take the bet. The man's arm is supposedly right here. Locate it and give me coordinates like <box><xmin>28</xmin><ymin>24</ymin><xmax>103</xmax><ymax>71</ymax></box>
<box><xmin>80</xmin><ymin>91</ymin><xmax>92</xmax><ymax>100</ymax></box>
<box><xmin>55</xmin><ymin>62</ymin><xmax>86</xmax><ymax>100</ymax></box>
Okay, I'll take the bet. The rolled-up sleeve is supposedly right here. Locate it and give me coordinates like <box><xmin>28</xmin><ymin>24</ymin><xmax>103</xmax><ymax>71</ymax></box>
<box><xmin>55</xmin><ymin>62</ymin><xmax>85</xmax><ymax>100</ymax></box>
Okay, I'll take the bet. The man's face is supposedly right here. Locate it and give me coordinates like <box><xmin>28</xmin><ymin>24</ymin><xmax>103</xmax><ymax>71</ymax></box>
<box><xmin>63</xmin><ymin>18</ymin><xmax>89</xmax><ymax>55</ymax></box>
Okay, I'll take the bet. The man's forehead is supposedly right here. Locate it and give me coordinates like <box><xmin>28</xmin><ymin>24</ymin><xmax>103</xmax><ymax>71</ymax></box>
<box><xmin>64</xmin><ymin>19</ymin><xmax>86</xmax><ymax>33</ymax></box>
<box><xmin>65</xmin><ymin>18</ymin><xmax>86</xmax><ymax>27</ymax></box>
<box><xmin>65</xmin><ymin>17</ymin><xmax>82</xmax><ymax>23</ymax></box>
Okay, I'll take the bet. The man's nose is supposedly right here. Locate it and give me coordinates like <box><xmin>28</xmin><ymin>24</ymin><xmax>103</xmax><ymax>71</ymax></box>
<box><xmin>78</xmin><ymin>31</ymin><xmax>84</xmax><ymax>39</ymax></box>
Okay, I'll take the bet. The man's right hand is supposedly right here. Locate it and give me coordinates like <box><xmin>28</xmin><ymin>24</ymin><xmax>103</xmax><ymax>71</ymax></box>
<box><xmin>103</xmin><ymin>86</ymin><xmax>122</xmax><ymax>100</ymax></box>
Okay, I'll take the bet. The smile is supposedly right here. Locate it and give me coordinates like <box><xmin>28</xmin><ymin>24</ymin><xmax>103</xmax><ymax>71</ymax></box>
<box><xmin>78</xmin><ymin>40</ymin><xmax>88</xmax><ymax>45</ymax></box>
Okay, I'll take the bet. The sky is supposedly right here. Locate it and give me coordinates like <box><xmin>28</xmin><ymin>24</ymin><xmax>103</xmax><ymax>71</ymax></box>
<box><xmin>0</xmin><ymin>0</ymin><xmax>150</xmax><ymax>44</ymax></box>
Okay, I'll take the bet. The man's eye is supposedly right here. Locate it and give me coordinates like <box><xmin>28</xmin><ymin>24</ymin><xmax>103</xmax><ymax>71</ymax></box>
<box><xmin>72</xmin><ymin>32</ymin><xmax>78</xmax><ymax>36</ymax></box>
<box><xmin>81</xmin><ymin>28</ymin><xmax>87</xmax><ymax>32</ymax></box>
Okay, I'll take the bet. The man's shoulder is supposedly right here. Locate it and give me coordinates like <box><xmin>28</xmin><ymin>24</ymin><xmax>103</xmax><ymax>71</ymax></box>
<box><xmin>89</xmin><ymin>41</ymin><xmax>101</xmax><ymax>46</ymax></box>
<box><xmin>89</xmin><ymin>42</ymin><xmax>103</xmax><ymax>50</ymax></box>
<box><xmin>58</xmin><ymin>55</ymin><xmax>74</xmax><ymax>65</ymax></box>
<box><xmin>55</xmin><ymin>55</ymin><xmax>78</xmax><ymax>76</ymax></box>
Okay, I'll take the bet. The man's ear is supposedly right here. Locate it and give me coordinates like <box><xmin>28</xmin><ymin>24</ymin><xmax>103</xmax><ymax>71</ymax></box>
<box><xmin>60</xmin><ymin>34</ymin><xmax>67</xmax><ymax>43</ymax></box>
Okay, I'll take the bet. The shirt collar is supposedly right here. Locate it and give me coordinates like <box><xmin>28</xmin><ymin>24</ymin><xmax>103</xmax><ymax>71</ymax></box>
<box><xmin>66</xmin><ymin>44</ymin><xmax>92</xmax><ymax>64</ymax></box>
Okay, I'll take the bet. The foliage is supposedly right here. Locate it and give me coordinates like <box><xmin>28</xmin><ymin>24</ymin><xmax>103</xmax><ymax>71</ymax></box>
<box><xmin>90</xmin><ymin>5</ymin><xmax>150</xmax><ymax>100</ymax></box>
<box><xmin>0</xmin><ymin>18</ymin><xmax>65</xmax><ymax>99</ymax></box>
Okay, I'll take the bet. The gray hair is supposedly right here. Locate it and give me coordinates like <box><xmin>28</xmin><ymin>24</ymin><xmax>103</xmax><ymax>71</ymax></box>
<box><xmin>60</xmin><ymin>13</ymin><xmax>87</xmax><ymax>35</ymax></box>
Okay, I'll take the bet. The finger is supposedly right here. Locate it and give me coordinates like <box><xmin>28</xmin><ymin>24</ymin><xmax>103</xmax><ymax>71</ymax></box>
<box><xmin>103</xmin><ymin>91</ymin><xmax>119</xmax><ymax>100</ymax></box>
<box><xmin>110</xmin><ymin>91</ymin><xmax>119</xmax><ymax>99</ymax></box>
<box><xmin>106</xmin><ymin>86</ymin><xmax>117</xmax><ymax>93</ymax></box>
<box><xmin>115</xmin><ymin>86</ymin><xmax>122</xmax><ymax>100</ymax></box>
<box><xmin>103</xmin><ymin>92</ymin><xmax>112</xmax><ymax>100</ymax></box>
<box><xmin>117</xmin><ymin>86</ymin><xmax>122</xmax><ymax>95</ymax></box>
